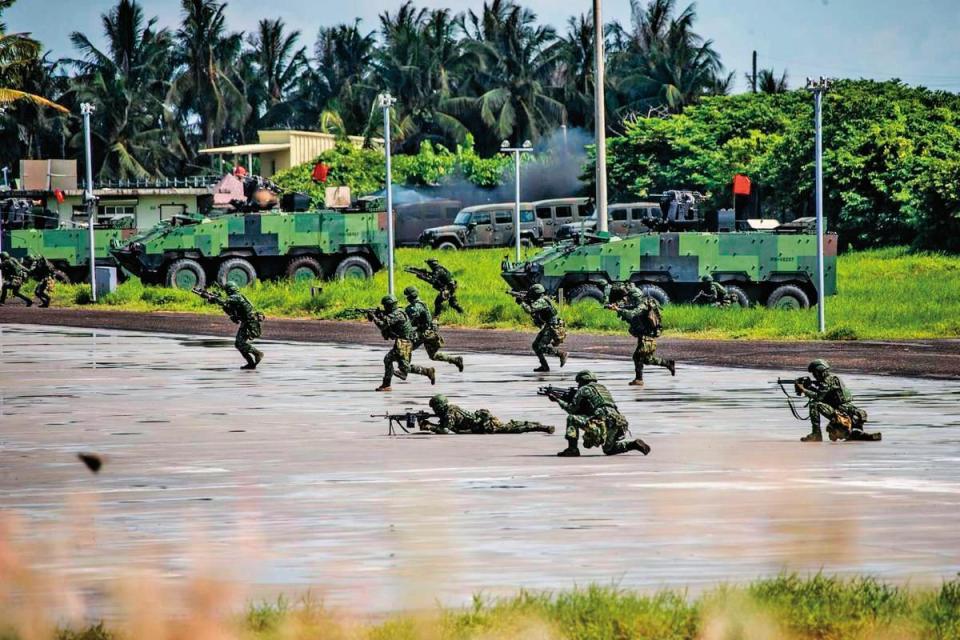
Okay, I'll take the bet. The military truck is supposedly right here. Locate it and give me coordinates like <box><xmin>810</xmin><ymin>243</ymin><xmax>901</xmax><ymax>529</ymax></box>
<box><xmin>418</xmin><ymin>202</ymin><xmax>542</xmax><ymax>250</ymax></box>
<box><xmin>111</xmin><ymin>206</ymin><xmax>388</xmax><ymax>289</ymax></box>
<box><xmin>501</xmin><ymin>192</ymin><xmax>836</xmax><ymax>310</ymax></box>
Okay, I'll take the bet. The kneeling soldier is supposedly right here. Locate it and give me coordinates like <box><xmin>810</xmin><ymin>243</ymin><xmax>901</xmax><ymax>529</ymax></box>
<box><xmin>798</xmin><ymin>359</ymin><xmax>880</xmax><ymax>442</ymax></box>
<box><xmin>404</xmin><ymin>285</ymin><xmax>464</xmax><ymax>372</ymax></box>
<box><xmin>549</xmin><ymin>370</ymin><xmax>651</xmax><ymax>457</ymax></box>
<box><xmin>421</xmin><ymin>394</ymin><xmax>554</xmax><ymax>434</ymax></box>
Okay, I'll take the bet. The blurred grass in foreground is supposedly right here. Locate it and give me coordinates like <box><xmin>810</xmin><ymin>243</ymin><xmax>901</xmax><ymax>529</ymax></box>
<box><xmin>47</xmin><ymin>246</ymin><xmax>960</xmax><ymax>341</ymax></box>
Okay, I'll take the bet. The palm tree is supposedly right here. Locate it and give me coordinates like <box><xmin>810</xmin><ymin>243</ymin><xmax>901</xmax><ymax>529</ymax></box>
<box><xmin>451</xmin><ymin>0</ymin><xmax>565</xmax><ymax>153</ymax></box>
<box><xmin>168</xmin><ymin>0</ymin><xmax>248</xmax><ymax>151</ymax></box>
<box><xmin>242</xmin><ymin>18</ymin><xmax>306</xmax><ymax>133</ymax></box>
<box><xmin>308</xmin><ymin>21</ymin><xmax>376</xmax><ymax>137</ymax></box>
<box><xmin>67</xmin><ymin>0</ymin><xmax>177</xmax><ymax>179</ymax></box>
<box><xmin>755</xmin><ymin>68</ymin><xmax>789</xmax><ymax>94</ymax></box>
<box><xmin>0</xmin><ymin>0</ymin><xmax>67</xmax><ymax>112</ymax></box>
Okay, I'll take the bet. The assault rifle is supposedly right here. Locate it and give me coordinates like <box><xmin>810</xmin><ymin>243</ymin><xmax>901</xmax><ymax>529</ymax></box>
<box><xmin>538</xmin><ymin>385</ymin><xmax>578</xmax><ymax>403</ymax></box>
<box><xmin>192</xmin><ymin>286</ymin><xmax>224</xmax><ymax>305</ymax></box>
<box><xmin>335</xmin><ymin>307</ymin><xmax>382</xmax><ymax>320</ymax></box>
<box><xmin>774</xmin><ymin>376</ymin><xmax>821</xmax><ymax>420</ymax></box>
<box><xmin>371</xmin><ymin>409</ymin><xmax>436</xmax><ymax>435</ymax></box>
<box><xmin>506</xmin><ymin>289</ymin><xmax>526</xmax><ymax>302</ymax></box>
<box><xmin>404</xmin><ymin>266</ymin><xmax>437</xmax><ymax>284</ymax></box>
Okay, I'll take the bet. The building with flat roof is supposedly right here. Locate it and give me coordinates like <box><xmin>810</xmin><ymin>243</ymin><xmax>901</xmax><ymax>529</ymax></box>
<box><xmin>199</xmin><ymin>130</ymin><xmax>374</xmax><ymax>178</ymax></box>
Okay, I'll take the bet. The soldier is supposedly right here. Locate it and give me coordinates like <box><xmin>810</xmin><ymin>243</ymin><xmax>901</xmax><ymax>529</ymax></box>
<box><xmin>419</xmin><ymin>394</ymin><xmax>555</xmax><ymax>434</ymax></box>
<box><xmin>404</xmin><ymin>285</ymin><xmax>464</xmax><ymax>372</ymax></box>
<box><xmin>797</xmin><ymin>359</ymin><xmax>881</xmax><ymax>443</ymax></box>
<box><xmin>603</xmin><ymin>280</ymin><xmax>643</xmax><ymax>307</ymax></box>
<box><xmin>198</xmin><ymin>282</ymin><xmax>264</xmax><ymax>369</ymax></box>
<box><xmin>692</xmin><ymin>275</ymin><xmax>736</xmax><ymax>307</ymax></box>
<box><xmin>372</xmin><ymin>294</ymin><xmax>435</xmax><ymax>392</ymax></box>
<box><xmin>549</xmin><ymin>370</ymin><xmax>651</xmax><ymax>457</ymax></box>
<box><xmin>0</xmin><ymin>251</ymin><xmax>33</xmax><ymax>306</ymax></box>
<box><xmin>25</xmin><ymin>254</ymin><xmax>58</xmax><ymax>308</ymax></box>
<box><xmin>608</xmin><ymin>292</ymin><xmax>675</xmax><ymax>386</ymax></box>
<box><xmin>419</xmin><ymin>258</ymin><xmax>463</xmax><ymax>316</ymax></box>
<box><xmin>518</xmin><ymin>283</ymin><xmax>568</xmax><ymax>372</ymax></box>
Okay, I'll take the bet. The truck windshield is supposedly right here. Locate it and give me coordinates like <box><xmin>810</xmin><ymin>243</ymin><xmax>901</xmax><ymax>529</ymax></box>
<box><xmin>454</xmin><ymin>212</ymin><xmax>472</xmax><ymax>225</ymax></box>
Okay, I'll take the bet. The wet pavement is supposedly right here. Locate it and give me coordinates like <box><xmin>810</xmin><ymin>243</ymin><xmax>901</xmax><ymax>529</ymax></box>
<box><xmin>1</xmin><ymin>324</ymin><xmax>959</xmax><ymax>614</ymax></box>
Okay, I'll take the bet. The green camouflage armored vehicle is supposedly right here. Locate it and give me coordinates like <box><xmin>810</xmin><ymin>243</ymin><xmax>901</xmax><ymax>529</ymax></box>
<box><xmin>501</xmin><ymin>192</ymin><xmax>837</xmax><ymax>309</ymax></box>
<box><xmin>111</xmin><ymin>207</ymin><xmax>388</xmax><ymax>289</ymax></box>
<box><xmin>1</xmin><ymin>227</ymin><xmax>135</xmax><ymax>282</ymax></box>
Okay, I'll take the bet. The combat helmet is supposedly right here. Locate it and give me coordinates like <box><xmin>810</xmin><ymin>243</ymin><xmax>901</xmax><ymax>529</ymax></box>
<box><xmin>426</xmin><ymin>258</ymin><xmax>439</xmax><ymax>266</ymax></box>
<box><xmin>808</xmin><ymin>359</ymin><xmax>831</xmax><ymax>375</ymax></box>
<box><xmin>0</xmin><ymin>251</ymin><xmax>8</xmax><ymax>259</ymax></box>
<box><xmin>701</xmin><ymin>275</ymin><xmax>713</xmax><ymax>283</ymax></box>
<box><xmin>429</xmin><ymin>394</ymin><xmax>448</xmax><ymax>411</ymax></box>
<box><xmin>403</xmin><ymin>285</ymin><xmax>419</xmax><ymax>299</ymax></box>
<box><xmin>575</xmin><ymin>370</ymin><xmax>598</xmax><ymax>386</ymax></box>
<box><xmin>528</xmin><ymin>283</ymin><xmax>546</xmax><ymax>297</ymax></box>
<box><xmin>381</xmin><ymin>294</ymin><xmax>398</xmax><ymax>310</ymax></box>
<box><xmin>223</xmin><ymin>282</ymin><xmax>240</xmax><ymax>294</ymax></box>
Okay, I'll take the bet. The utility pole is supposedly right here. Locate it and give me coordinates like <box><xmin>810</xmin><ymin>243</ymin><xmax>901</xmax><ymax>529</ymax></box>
<box><xmin>593</xmin><ymin>0</ymin><xmax>608</xmax><ymax>233</ymax></box>
<box><xmin>378</xmin><ymin>92</ymin><xmax>397</xmax><ymax>296</ymax></box>
<box><xmin>81</xmin><ymin>103</ymin><xmax>98</xmax><ymax>301</ymax></box>
<box><xmin>805</xmin><ymin>77</ymin><xmax>830</xmax><ymax>334</ymax></box>
<box><xmin>500</xmin><ymin>140</ymin><xmax>534</xmax><ymax>263</ymax></box>
<box><xmin>752</xmin><ymin>50</ymin><xmax>758</xmax><ymax>93</ymax></box>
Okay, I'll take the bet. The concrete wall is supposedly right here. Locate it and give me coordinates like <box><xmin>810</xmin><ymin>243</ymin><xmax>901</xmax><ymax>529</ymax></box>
<box><xmin>57</xmin><ymin>192</ymin><xmax>206</xmax><ymax>230</ymax></box>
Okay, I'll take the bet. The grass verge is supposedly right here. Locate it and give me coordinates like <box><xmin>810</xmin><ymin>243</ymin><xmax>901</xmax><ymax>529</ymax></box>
<box><xmin>42</xmin><ymin>246</ymin><xmax>960</xmax><ymax>341</ymax></box>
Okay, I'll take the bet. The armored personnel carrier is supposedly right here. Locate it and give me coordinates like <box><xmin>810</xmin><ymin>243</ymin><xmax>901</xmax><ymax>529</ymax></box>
<box><xmin>111</xmin><ymin>204</ymin><xmax>388</xmax><ymax>289</ymax></box>
<box><xmin>501</xmin><ymin>191</ymin><xmax>837</xmax><ymax>309</ymax></box>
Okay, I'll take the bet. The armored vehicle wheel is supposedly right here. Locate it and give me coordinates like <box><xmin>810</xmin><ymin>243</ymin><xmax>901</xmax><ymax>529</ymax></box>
<box><xmin>435</xmin><ymin>240</ymin><xmax>459</xmax><ymax>250</ymax></box>
<box><xmin>725</xmin><ymin>284</ymin><xmax>750</xmax><ymax>307</ymax></box>
<box><xmin>641</xmin><ymin>284</ymin><xmax>671</xmax><ymax>306</ymax></box>
<box><xmin>165</xmin><ymin>258</ymin><xmax>206</xmax><ymax>290</ymax></box>
<box><xmin>286</xmin><ymin>256</ymin><xmax>323</xmax><ymax>282</ymax></box>
<box><xmin>567</xmin><ymin>284</ymin><xmax>605</xmax><ymax>304</ymax></box>
<box><xmin>334</xmin><ymin>255</ymin><xmax>374</xmax><ymax>280</ymax></box>
<box><xmin>767</xmin><ymin>284</ymin><xmax>810</xmax><ymax>310</ymax></box>
<box><xmin>217</xmin><ymin>258</ymin><xmax>257</xmax><ymax>288</ymax></box>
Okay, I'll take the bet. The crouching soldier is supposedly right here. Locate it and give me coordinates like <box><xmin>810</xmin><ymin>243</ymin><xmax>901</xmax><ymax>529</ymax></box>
<box><xmin>420</xmin><ymin>394</ymin><xmax>555</xmax><ymax>434</ymax></box>
<box><xmin>797</xmin><ymin>359</ymin><xmax>880</xmax><ymax>442</ymax></box>
<box><xmin>548</xmin><ymin>370</ymin><xmax>651</xmax><ymax>457</ymax></box>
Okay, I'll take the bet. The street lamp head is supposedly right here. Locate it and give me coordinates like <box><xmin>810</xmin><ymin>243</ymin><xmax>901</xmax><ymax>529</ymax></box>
<box><xmin>501</xmin><ymin>140</ymin><xmax>510</xmax><ymax>149</ymax></box>
<box><xmin>80</xmin><ymin>103</ymin><xmax>96</xmax><ymax>115</ymax></box>
<box><xmin>377</xmin><ymin>93</ymin><xmax>396</xmax><ymax>109</ymax></box>
<box><xmin>522</xmin><ymin>140</ymin><xmax>532</xmax><ymax>149</ymax></box>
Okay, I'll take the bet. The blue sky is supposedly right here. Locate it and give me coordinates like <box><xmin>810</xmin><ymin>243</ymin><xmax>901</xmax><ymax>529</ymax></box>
<box><xmin>8</xmin><ymin>0</ymin><xmax>960</xmax><ymax>92</ymax></box>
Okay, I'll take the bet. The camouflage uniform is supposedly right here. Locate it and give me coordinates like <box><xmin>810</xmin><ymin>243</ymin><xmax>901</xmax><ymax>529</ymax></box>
<box><xmin>0</xmin><ymin>252</ymin><xmax>32</xmax><ymax>306</ymax></box>
<box><xmin>694</xmin><ymin>276</ymin><xmax>736</xmax><ymax>307</ymax></box>
<box><xmin>603</xmin><ymin>281</ymin><xmax>643</xmax><ymax>307</ymax></box>
<box><xmin>421</xmin><ymin>395</ymin><xmax>554</xmax><ymax>434</ymax></box>
<box><xmin>26</xmin><ymin>255</ymin><xmax>57</xmax><ymax>307</ymax></box>
<box><xmin>798</xmin><ymin>359</ymin><xmax>880</xmax><ymax>442</ymax></box>
<box><xmin>404</xmin><ymin>286</ymin><xmax>464</xmax><ymax>372</ymax></box>
<box><xmin>426</xmin><ymin>259</ymin><xmax>463</xmax><ymax>316</ymax></box>
<box><xmin>374</xmin><ymin>295</ymin><xmax>435</xmax><ymax>391</ymax></box>
<box><xmin>615</xmin><ymin>297</ymin><xmax>675</xmax><ymax>386</ymax></box>
<box><xmin>205</xmin><ymin>282</ymin><xmax>264</xmax><ymax>369</ymax></box>
<box><xmin>552</xmin><ymin>371</ymin><xmax>651</xmax><ymax>457</ymax></box>
<box><xmin>520</xmin><ymin>284</ymin><xmax>568</xmax><ymax>372</ymax></box>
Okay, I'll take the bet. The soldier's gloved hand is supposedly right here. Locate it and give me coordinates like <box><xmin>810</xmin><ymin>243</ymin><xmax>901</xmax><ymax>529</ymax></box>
<box><xmin>794</xmin><ymin>381</ymin><xmax>804</xmax><ymax>395</ymax></box>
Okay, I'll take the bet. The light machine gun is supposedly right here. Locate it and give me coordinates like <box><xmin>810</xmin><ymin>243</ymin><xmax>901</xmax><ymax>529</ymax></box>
<box><xmin>537</xmin><ymin>385</ymin><xmax>578</xmax><ymax>404</ymax></box>
<box><xmin>371</xmin><ymin>409</ymin><xmax>437</xmax><ymax>435</ymax></box>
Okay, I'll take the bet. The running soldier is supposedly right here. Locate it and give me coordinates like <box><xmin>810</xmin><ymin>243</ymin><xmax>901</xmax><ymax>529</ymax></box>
<box><xmin>692</xmin><ymin>275</ymin><xmax>736</xmax><ymax>307</ymax></box>
<box><xmin>371</xmin><ymin>294</ymin><xmax>435</xmax><ymax>392</ymax></box>
<box><xmin>796</xmin><ymin>359</ymin><xmax>881</xmax><ymax>442</ymax></box>
<box><xmin>603</xmin><ymin>281</ymin><xmax>643</xmax><ymax>307</ymax></box>
<box><xmin>548</xmin><ymin>370</ymin><xmax>651</xmax><ymax>457</ymax></box>
<box><xmin>516</xmin><ymin>283</ymin><xmax>568</xmax><ymax>372</ymax></box>
<box><xmin>419</xmin><ymin>394</ymin><xmax>555</xmax><ymax>434</ymax></box>
<box><xmin>607</xmin><ymin>292</ymin><xmax>675</xmax><ymax>386</ymax></box>
<box><xmin>404</xmin><ymin>285</ymin><xmax>464</xmax><ymax>372</ymax></box>
<box><xmin>0</xmin><ymin>251</ymin><xmax>32</xmax><ymax>306</ymax></box>
<box><xmin>405</xmin><ymin>258</ymin><xmax>463</xmax><ymax>316</ymax></box>
<box><xmin>24</xmin><ymin>254</ymin><xmax>59</xmax><ymax>307</ymax></box>
<box><xmin>194</xmin><ymin>282</ymin><xmax>264</xmax><ymax>369</ymax></box>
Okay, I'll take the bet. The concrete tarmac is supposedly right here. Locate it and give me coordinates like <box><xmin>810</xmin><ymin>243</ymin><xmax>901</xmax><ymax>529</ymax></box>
<box><xmin>1</xmin><ymin>324</ymin><xmax>959</xmax><ymax>614</ymax></box>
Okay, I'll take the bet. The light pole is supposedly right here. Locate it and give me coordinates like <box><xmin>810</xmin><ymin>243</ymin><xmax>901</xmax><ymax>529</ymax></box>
<box><xmin>805</xmin><ymin>77</ymin><xmax>830</xmax><ymax>334</ymax></box>
<box><xmin>377</xmin><ymin>92</ymin><xmax>397</xmax><ymax>295</ymax></box>
<box><xmin>500</xmin><ymin>140</ymin><xmax>534</xmax><ymax>263</ymax></box>
<box><xmin>593</xmin><ymin>0</ymin><xmax>608</xmax><ymax>233</ymax></box>
<box><xmin>81</xmin><ymin>103</ymin><xmax>98</xmax><ymax>301</ymax></box>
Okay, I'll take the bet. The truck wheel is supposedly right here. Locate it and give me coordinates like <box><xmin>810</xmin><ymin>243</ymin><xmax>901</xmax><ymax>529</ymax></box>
<box><xmin>766</xmin><ymin>285</ymin><xmax>810</xmax><ymax>310</ymax></box>
<box><xmin>520</xmin><ymin>237</ymin><xmax>535</xmax><ymax>248</ymax></box>
<box><xmin>286</xmin><ymin>256</ymin><xmax>323</xmax><ymax>282</ymax></box>
<box><xmin>435</xmin><ymin>240</ymin><xmax>459</xmax><ymax>251</ymax></box>
<box><xmin>641</xmin><ymin>284</ymin><xmax>671</xmax><ymax>306</ymax></box>
<box><xmin>334</xmin><ymin>255</ymin><xmax>374</xmax><ymax>280</ymax></box>
<box><xmin>165</xmin><ymin>258</ymin><xmax>206</xmax><ymax>290</ymax></box>
<box><xmin>217</xmin><ymin>258</ymin><xmax>257</xmax><ymax>288</ymax></box>
<box><xmin>725</xmin><ymin>284</ymin><xmax>750</xmax><ymax>307</ymax></box>
<box><xmin>567</xmin><ymin>284</ymin><xmax>605</xmax><ymax>305</ymax></box>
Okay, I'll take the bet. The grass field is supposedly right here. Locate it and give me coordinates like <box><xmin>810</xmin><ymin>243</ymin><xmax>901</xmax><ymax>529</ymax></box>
<box><xmin>13</xmin><ymin>576</ymin><xmax>960</xmax><ymax>639</ymax></box>
<box><xmin>46</xmin><ymin>247</ymin><xmax>960</xmax><ymax>341</ymax></box>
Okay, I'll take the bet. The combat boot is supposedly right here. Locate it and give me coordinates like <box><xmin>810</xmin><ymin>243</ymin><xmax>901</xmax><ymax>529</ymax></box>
<box><xmin>535</xmin><ymin>425</ymin><xmax>556</xmax><ymax>434</ymax></box>
<box><xmin>801</xmin><ymin>431</ymin><xmax>823</xmax><ymax>442</ymax></box>
<box><xmin>667</xmin><ymin>360</ymin><xmax>676</xmax><ymax>376</ymax></box>
<box><xmin>559</xmin><ymin>350</ymin><xmax>568</xmax><ymax>368</ymax></box>
<box><xmin>454</xmin><ymin>356</ymin><xmax>464</xmax><ymax>372</ymax></box>
<box><xmin>240</xmin><ymin>354</ymin><xmax>257</xmax><ymax>370</ymax></box>
<box><xmin>253</xmin><ymin>350</ymin><xmax>264</xmax><ymax>367</ymax></box>
<box><xmin>426</xmin><ymin>367</ymin><xmax>436</xmax><ymax>385</ymax></box>
<box><xmin>626</xmin><ymin>438</ymin><xmax>652</xmax><ymax>455</ymax></box>
<box><xmin>557</xmin><ymin>438</ymin><xmax>580</xmax><ymax>457</ymax></box>
<box><xmin>629</xmin><ymin>377</ymin><xmax>644</xmax><ymax>387</ymax></box>
<box><xmin>376</xmin><ymin>380</ymin><xmax>392</xmax><ymax>392</ymax></box>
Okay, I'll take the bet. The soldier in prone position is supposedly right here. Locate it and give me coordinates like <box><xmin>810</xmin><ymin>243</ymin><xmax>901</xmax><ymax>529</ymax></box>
<box><xmin>0</xmin><ymin>251</ymin><xmax>33</xmax><ymax>306</ymax></box>
<box><xmin>797</xmin><ymin>359</ymin><xmax>880</xmax><ymax>443</ymax></box>
<box><xmin>419</xmin><ymin>394</ymin><xmax>555</xmax><ymax>434</ymax></box>
<box><xmin>196</xmin><ymin>282</ymin><xmax>264</xmax><ymax>369</ymax></box>
<box><xmin>517</xmin><ymin>283</ymin><xmax>568</xmax><ymax>372</ymax></box>
<box><xmin>404</xmin><ymin>285</ymin><xmax>464</xmax><ymax>372</ymax></box>
<box><xmin>607</xmin><ymin>292</ymin><xmax>675</xmax><ymax>386</ymax></box>
<box><xmin>549</xmin><ymin>370</ymin><xmax>651</xmax><ymax>457</ymax></box>
<box><xmin>372</xmin><ymin>294</ymin><xmax>435</xmax><ymax>392</ymax></box>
